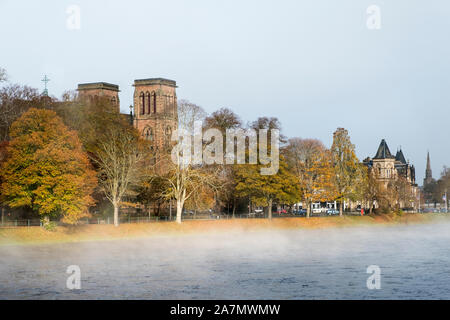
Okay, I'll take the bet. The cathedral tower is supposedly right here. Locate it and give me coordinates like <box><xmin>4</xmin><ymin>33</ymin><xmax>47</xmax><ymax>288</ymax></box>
<box><xmin>132</xmin><ymin>78</ymin><xmax>178</xmax><ymax>153</ymax></box>
<box><xmin>77</xmin><ymin>82</ymin><xmax>120</xmax><ymax>111</ymax></box>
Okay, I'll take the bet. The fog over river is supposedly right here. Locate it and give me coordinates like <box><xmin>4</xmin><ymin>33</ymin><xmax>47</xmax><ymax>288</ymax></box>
<box><xmin>1</xmin><ymin>222</ymin><xmax>450</xmax><ymax>299</ymax></box>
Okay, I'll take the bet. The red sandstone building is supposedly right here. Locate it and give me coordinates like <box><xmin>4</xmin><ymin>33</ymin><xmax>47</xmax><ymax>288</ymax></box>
<box><xmin>77</xmin><ymin>78</ymin><xmax>178</xmax><ymax>154</ymax></box>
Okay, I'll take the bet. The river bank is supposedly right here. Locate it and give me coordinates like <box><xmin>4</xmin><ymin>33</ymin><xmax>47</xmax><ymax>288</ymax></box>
<box><xmin>0</xmin><ymin>213</ymin><xmax>448</xmax><ymax>246</ymax></box>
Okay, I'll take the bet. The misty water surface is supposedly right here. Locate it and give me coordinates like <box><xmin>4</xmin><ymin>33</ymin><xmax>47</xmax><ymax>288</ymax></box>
<box><xmin>1</xmin><ymin>222</ymin><xmax>450</xmax><ymax>299</ymax></box>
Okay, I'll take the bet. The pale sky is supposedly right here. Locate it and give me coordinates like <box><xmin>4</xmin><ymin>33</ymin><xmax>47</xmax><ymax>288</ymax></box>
<box><xmin>1</xmin><ymin>0</ymin><xmax>449</xmax><ymax>184</ymax></box>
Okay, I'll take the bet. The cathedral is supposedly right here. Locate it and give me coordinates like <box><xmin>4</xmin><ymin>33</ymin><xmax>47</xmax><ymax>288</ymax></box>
<box><xmin>77</xmin><ymin>78</ymin><xmax>178</xmax><ymax>156</ymax></box>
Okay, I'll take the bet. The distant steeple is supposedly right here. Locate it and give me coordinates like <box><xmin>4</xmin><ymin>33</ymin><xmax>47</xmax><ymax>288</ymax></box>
<box><xmin>374</xmin><ymin>139</ymin><xmax>394</xmax><ymax>159</ymax></box>
<box><xmin>424</xmin><ymin>151</ymin><xmax>433</xmax><ymax>186</ymax></box>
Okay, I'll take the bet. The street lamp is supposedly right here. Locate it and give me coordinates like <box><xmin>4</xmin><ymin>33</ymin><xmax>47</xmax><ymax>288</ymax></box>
<box><xmin>129</xmin><ymin>105</ymin><xmax>133</xmax><ymax>125</ymax></box>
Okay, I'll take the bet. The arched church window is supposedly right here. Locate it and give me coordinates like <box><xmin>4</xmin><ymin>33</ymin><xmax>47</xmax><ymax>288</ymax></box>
<box><xmin>165</xmin><ymin>126</ymin><xmax>172</xmax><ymax>150</ymax></box>
<box><xmin>152</xmin><ymin>92</ymin><xmax>156</xmax><ymax>113</ymax></box>
<box><xmin>111</xmin><ymin>97</ymin><xmax>116</xmax><ymax>105</ymax></box>
<box><xmin>144</xmin><ymin>127</ymin><xmax>153</xmax><ymax>141</ymax></box>
<box><xmin>146</xmin><ymin>92</ymin><xmax>151</xmax><ymax>114</ymax></box>
<box><xmin>140</xmin><ymin>92</ymin><xmax>145</xmax><ymax>115</ymax></box>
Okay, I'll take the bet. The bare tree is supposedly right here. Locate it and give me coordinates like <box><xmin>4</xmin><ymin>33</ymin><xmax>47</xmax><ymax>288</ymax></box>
<box><xmin>163</xmin><ymin>100</ymin><xmax>221</xmax><ymax>223</ymax></box>
<box><xmin>92</xmin><ymin>123</ymin><xmax>149</xmax><ymax>227</ymax></box>
<box><xmin>164</xmin><ymin>152</ymin><xmax>220</xmax><ymax>223</ymax></box>
<box><xmin>0</xmin><ymin>84</ymin><xmax>42</xmax><ymax>140</ymax></box>
<box><xmin>0</xmin><ymin>68</ymin><xmax>7</xmax><ymax>83</ymax></box>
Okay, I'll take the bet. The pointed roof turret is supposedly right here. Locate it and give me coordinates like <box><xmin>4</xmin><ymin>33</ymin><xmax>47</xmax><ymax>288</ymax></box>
<box><xmin>395</xmin><ymin>149</ymin><xmax>407</xmax><ymax>164</ymax></box>
<box><xmin>374</xmin><ymin>139</ymin><xmax>394</xmax><ymax>159</ymax></box>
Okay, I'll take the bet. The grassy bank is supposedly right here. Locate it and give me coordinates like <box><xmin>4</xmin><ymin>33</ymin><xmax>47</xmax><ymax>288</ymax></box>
<box><xmin>0</xmin><ymin>213</ymin><xmax>449</xmax><ymax>246</ymax></box>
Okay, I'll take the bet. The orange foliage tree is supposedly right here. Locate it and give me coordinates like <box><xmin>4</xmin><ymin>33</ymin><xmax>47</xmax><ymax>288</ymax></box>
<box><xmin>0</xmin><ymin>108</ymin><xmax>97</xmax><ymax>224</ymax></box>
<box><xmin>285</xmin><ymin>138</ymin><xmax>337</xmax><ymax>218</ymax></box>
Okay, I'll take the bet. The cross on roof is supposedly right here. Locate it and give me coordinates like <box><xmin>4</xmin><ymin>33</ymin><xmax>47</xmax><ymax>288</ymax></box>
<box><xmin>41</xmin><ymin>75</ymin><xmax>50</xmax><ymax>96</ymax></box>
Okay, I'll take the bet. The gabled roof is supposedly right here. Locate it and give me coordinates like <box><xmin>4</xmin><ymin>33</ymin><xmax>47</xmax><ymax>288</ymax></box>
<box><xmin>395</xmin><ymin>149</ymin><xmax>407</xmax><ymax>164</ymax></box>
<box><xmin>374</xmin><ymin>139</ymin><xmax>394</xmax><ymax>159</ymax></box>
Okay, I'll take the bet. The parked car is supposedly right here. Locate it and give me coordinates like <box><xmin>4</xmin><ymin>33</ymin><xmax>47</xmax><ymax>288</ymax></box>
<box><xmin>327</xmin><ymin>209</ymin><xmax>340</xmax><ymax>215</ymax></box>
<box><xmin>294</xmin><ymin>209</ymin><xmax>307</xmax><ymax>216</ymax></box>
<box><xmin>276</xmin><ymin>209</ymin><xmax>287</xmax><ymax>214</ymax></box>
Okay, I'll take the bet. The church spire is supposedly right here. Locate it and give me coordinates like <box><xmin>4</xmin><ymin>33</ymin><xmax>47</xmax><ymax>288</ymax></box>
<box><xmin>424</xmin><ymin>151</ymin><xmax>433</xmax><ymax>186</ymax></box>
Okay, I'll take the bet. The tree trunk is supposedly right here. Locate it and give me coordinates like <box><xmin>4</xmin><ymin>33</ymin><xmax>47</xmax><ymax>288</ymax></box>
<box><xmin>268</xmin><ymin>198</ymin><xmax>273</xmax><ymax>220</ymax></box>
<box><xmin>113</xmin><ymin>203</ymin><xmax>119</xmax><ymax>227</ymax></box>
<box><xmin>43</xmin><ymin>215</ymin><xmax>50</xmax><ymax>227</ymax></box>
<box><xmin>176</xmin><ymin>199</ymin><xmax>184</xmax><ymax>224</ymax></box>
<box><xmin>339</xmin><ymin>201</ymin><xmax>343</xmax><ymax>217</ymax></box>
<box><xmin>369</xmin><ymin>201</ymin><xmax>374</xmax><ymax>215</ymax></box>
<box><xmin>306</xmin><ymin>202</ymin><xmax>311</xmax><ymax>219</ymax></box>
<box><xmin>232</xmin><ymin>198</ymin><xmax>236</xmax><ymax>219</ymax></box>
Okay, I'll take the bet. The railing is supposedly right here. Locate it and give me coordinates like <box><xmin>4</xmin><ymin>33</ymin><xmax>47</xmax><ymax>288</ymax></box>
<box><xmin>0</xmin><ymin>209</ymin><xmax>446</xmax><ymax>228</ymax></box>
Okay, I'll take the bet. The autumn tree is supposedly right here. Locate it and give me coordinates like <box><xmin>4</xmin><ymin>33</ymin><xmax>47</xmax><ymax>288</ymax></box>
<box><xmin>360</xmin><ymin>166</ymin><xmax>386</xmax><ymax>214</ymax></box>
<box><xmin>235</xmin><ymin>155</ymin><xmax>300</xmax><ymax>219</ymax></box>
<box><xmin>54</xmin><ymin>94</ymin><xmax>121</xmax><ymax>154</ymax></box>
<box><xmin>330</xmin><ymin>128</ymin><xmax>363</xmax><ymax>216</ymax></box>
<box><xmin>0</xmin><ymin>108</ymin><xmax>97</xmax><ymax>224</ymax></box>
<box><xmin>435</xmin><ymin>167</ymin><xmax>450</xmax><ymax>210</ymax></box>
<box><xmin>234</xmin><ymin>116</ymin><xmax>299</xmax><ymax>219</ymax></box>
<box><xmin>136</xmin><ymin>175</ymin><xmax>169</xmax><ymax>218</ymax></box>
<box><xmin>387</xmin><ymin>176</ymin><xmax>416</xmax><ymax>211</ymax></box>
<box><xmin>204</xmin><ymin>107</ymin><xmax>243</xmax><ymax>216</ymax></box>
<box><xmin>285</xmin><ymin>138</ymin><xmax>336</xmax><ymax>218</ymax></box>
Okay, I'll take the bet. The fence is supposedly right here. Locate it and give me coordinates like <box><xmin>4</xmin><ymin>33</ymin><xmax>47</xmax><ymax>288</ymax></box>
<box><xmin>1</xmin><ymin>209</ymin><xmax>445</xmax><ymax>228</ymax></box>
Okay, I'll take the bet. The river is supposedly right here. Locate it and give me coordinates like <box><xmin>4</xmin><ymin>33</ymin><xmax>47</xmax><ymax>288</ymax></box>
<box><xmin>1</xmin><ymin>222</ymin><xmax>450</xmax><ymax>299</ymax></box>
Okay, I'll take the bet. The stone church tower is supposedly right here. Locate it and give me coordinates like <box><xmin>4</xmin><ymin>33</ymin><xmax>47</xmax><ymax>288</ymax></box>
<box><xmin>132</xmin><ymin>78</ymin><xmax>178</xmax><ymax>154</ymax></box>
<box><xmin>77</xmin><ymin>82</ymin><xmax>120</xmax><ymax>111</ymax></box>
<box><xmin>76</xmin><ymin>78</ymin><xmax>178</xmax><ymax>165</ymax></box>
